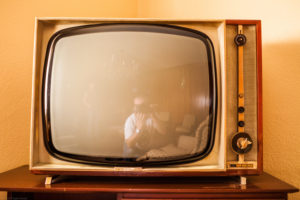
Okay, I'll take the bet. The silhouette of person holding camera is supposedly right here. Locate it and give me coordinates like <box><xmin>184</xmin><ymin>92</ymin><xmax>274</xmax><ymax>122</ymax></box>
<box><xmin>124</xmin><ymin>94</ymin><xmax>167</xmax><ymax>156</ymax></box>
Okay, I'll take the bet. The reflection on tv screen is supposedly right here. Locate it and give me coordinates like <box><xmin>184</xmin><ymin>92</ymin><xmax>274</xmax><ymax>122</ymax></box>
<box><xmin>44</xmin><ymin>24</ymin><xmax>216</xmax><ymax>165</ymax></box>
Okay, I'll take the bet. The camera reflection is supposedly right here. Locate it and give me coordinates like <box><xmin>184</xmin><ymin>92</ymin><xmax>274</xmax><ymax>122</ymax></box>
<box><xmin>124</xmin><ymin>94</ymin><xmax>168</xmax><ymax>157</ymax></box>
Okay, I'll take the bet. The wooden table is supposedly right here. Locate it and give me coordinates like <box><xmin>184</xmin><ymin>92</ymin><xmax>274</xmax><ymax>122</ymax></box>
<box><xmin>0</xmin><ymin>165</ymin><xmax>298</xmax><ymax>200</ymax></box>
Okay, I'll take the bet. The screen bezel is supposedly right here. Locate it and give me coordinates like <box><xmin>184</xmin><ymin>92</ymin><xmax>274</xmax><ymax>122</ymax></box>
<box><xmin>41</xmin><ymin>23</ymin><xmax>218</xmax><ymax>166</ymax></box>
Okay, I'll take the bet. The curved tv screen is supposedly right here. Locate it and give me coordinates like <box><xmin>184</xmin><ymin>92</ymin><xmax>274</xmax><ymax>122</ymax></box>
<box><xmin>42</xmin><ymin>23</ymin><xmax>217</xmax><ymax>166</ymax></box>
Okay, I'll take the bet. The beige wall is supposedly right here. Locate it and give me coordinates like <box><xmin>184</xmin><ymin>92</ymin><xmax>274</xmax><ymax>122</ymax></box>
<box><xmin>137</xmin><ymin>0</ymin><xmax>300</xmax><ymax>199</ymax></box>
<box><xmin>0</xmin><ymin>0</ymin><xmax>299</xmax><ymax>199</ymax></box>
<box><xmin>0</xmin><ymin>0</ymin><xmax>137</xmax><ymax>199</ymax></box>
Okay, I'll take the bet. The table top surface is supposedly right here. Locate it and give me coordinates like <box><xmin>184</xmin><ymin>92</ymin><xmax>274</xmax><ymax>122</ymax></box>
<box><xmin>0</xmin><ymin>165</ymin><xmax>298</xmax><ymax>194</ymax></box>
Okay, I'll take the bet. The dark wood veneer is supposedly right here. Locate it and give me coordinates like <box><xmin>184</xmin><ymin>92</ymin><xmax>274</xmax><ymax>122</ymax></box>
<box><xmin>0</xmin><ymin>166</ymin><xmax>298</xmax><ymax>200</ymax></box>
<box><xmin>31</xmin><ymin>169</ymin><xmax>261</xmax><ymax>177</ymax></box>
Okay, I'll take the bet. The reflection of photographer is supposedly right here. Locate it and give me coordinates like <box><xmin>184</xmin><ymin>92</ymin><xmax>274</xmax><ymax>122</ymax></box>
<box><xmin>124</xmin><ymin>94</ymin><xmax>167</xmax><ymax>156</ymax></box>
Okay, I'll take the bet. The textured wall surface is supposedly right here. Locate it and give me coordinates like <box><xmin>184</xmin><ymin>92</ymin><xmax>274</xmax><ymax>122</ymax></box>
<box><xmin>0</xmin><ymin>0</ymin><xmax>137</xmax><ymax>198</ymax></box>
<box><xmin>137</xmin><ymin>0</ymin><xmax>300</xmax><ymax>199</ymax></box>
<box><xmin>0</xmin><ymin>0</ymin><xmax>299</xmax><ymax>199</ymax></box>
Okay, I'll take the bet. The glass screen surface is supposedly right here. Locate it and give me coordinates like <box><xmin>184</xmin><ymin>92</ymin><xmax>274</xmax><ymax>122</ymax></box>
<box><xmin>44</xmin><ymin>24</ymin><xmax>216</xmax><ymax>165</ymax></box>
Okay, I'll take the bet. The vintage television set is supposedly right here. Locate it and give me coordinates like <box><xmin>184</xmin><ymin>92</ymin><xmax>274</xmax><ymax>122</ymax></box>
<box><xmin>30</xmin><ymin>18</ymin><xmax>262</xmax><ymax>177</ymax></box>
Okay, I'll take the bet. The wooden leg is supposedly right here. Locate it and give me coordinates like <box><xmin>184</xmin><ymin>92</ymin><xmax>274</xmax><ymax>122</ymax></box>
<box><xmin>45</xmin><ymin>176</ymin><xmax>53</xmax><ymax>185</ymax></box>
<box><xmin>45</xmin><ymin>175</ymin><xmax>59</xmax><ymax>185</ymax></box>
<box><xmin>240</xmin><ymin>176</ymin><xmax>247</xmax><ymax>185</ymax></box>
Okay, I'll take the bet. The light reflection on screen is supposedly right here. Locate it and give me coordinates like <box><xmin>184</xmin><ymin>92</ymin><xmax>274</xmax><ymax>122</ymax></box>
<box><xmin>49</xmin><ymin>26</ymin><xmax>212</xmax><ymax>162</ymax></box>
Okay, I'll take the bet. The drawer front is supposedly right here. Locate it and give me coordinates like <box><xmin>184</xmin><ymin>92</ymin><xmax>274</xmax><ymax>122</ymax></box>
<box><xmin>119</xmin><ymin>193</ymin><xmax>286</xmax><ymax>200</ymax></box>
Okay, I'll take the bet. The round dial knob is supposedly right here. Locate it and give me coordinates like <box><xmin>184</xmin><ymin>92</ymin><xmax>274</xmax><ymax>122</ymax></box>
<box><xmin>232</xmin><ymin>132</ymin><xmax>253</xmax><ymax>154</ymax></box>
<box><xmin>234</xmin><ymin>34</ymin><xmax>247</xmax><ymax>46</ymax></box>
<box><xmin>237</xmin><ymin>137</ymin><xmax>252</xmax><ymax>149</ymax></box>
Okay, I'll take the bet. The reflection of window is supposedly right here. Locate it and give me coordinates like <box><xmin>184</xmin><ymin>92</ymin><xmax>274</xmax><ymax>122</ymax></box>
<box><xmin>103</xmin><ymin>51</ymin><xmax>140</xmax><ymax>81</ymax></box>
